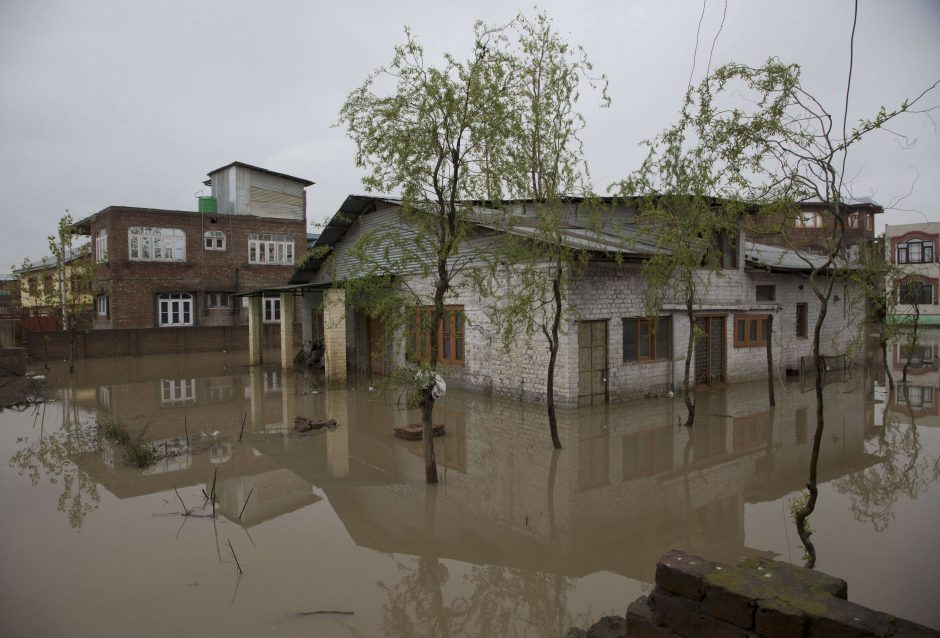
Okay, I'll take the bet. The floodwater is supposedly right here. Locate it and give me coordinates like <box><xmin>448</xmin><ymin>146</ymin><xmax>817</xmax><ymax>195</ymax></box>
<box><xmin>1</xmin><ymin>345</ymin><xmax>938</xmax><ymax>637</ymax></box>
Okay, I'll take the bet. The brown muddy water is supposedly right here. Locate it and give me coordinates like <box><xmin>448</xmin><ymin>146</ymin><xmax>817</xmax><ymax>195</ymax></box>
<box><xmin>1</xmin><ymin>349</ymin><xmax>938</xmax><ymax>637</ymax></box>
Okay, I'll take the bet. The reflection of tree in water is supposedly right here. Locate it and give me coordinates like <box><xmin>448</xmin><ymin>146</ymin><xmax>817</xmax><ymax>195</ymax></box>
<box><xmin>834</xmin><ymin>398</ymin><xmax>940</xmax><ymax>532</ymax></box>
<box><xmin>8</xmin><ymin>425</ymin><xmax>100</xmax><ymax>530</ymax></box>
<box><xmin>357</xmin><ymin>556</ymin><xmax>573</xmax><ymax>638</ymax></box>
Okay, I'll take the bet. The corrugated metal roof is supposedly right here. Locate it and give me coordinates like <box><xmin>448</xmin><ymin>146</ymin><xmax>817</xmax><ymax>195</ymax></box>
<box><xmin>743</xmin><ymin>241</ymin><xmax>835</xmax><ymax>272</ymax></box>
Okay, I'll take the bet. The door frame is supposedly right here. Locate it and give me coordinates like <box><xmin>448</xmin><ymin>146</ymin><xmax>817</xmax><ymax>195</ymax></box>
<box><xmin>578</xmin><ymin>319</ymin><xmax>609</xmax><ymax>405</ymax></box>
<box><xmin>693</xmin><ymin>314</ymin><xmax>727</xmax><ymax>388</ymax></box>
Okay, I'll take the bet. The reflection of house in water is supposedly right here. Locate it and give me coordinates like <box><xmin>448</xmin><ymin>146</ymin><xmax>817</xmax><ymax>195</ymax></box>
<box><xmin>882</xmin><ymin>329</ymin><xmax>940</xmax><ymax>427</ymax></box>
<box><xmin>62</xmin><ymin>354</ymin><xmax>877</xmax><ymax>584</ymax></box>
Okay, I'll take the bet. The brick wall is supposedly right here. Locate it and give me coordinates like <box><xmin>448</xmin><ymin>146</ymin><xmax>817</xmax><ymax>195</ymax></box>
<box><xmin>85</xmin><ymin>207</ymin><xmax>304</xmax><ymax>329</ymax></box>
<box><xmin>625</xmin><ymin>549</ymin><xmax>937</xmax><ymax>637</ymax></box>
<box><xmin>23</xmin><ymin>324</ymin><xmax>301</xmax><ymax>361</ymax></box>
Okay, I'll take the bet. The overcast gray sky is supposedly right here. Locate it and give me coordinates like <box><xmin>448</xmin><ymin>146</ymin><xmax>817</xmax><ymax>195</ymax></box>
<box><xmin>2</xmin><ymin>0</ymin><xmax>938</xmax><ymax>267</ymax></box>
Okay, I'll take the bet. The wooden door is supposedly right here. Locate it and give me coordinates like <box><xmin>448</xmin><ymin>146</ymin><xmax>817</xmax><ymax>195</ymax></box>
<box><xmin>366</xmin><ymin>315</ymin><xmax>385</xmax><ymax>375</ymax></box>
<box><xmin>694</xmin><ymin>316</ymin><xmax>726</xmax><ymax>386</ymax></box>
<box><xmin>578</xmin><ymin>320</ymin><xmax>608</xmax><ymax>404</ymax></box>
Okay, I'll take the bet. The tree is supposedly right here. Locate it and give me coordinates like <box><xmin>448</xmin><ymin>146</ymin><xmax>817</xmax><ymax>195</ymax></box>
<box><xmin>338</xmin><ymin>23</ymin><xmax>515</xmax><ymax>483</ymax></box>
<box><xmin>618</xmin><ymin>56</ymin><xmax>936</xmax><ymax>564</ymax></box>
<box><xmin>17</xmin><ymin>213</ymin><xmax>95</xmax><ymax>373</ymax></box>
<box><xmin>474</xmin><ymin>13</ymin><xmax>608</xmax><ymax>448</ymax></box>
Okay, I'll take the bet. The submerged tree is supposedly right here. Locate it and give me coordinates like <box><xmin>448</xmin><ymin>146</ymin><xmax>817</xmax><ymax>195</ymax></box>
<box><xmin>338</xmin><ymin>23</ymin><xmax>515</xmax><ymax>483</ymax></box>
<box><xmin>475</xmin><ymin>13</ymin><xmax>609</xmax><ymax>448</ymax></box>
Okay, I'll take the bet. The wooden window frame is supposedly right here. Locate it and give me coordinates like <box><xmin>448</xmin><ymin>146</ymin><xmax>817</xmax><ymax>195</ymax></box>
<box><xmin>733</xmin><ymin>313</ymin><xmax>769</xmax><ymax>348</ymax></box>
<box><xmin>410</xmin><ymin>305</ymin><xmax>465</xmax><ymax>366</ymax></box>
<box><xmin>622</xmin><ymin>316</ymin><xmax>672</xmax><ymax>363</ymax></box>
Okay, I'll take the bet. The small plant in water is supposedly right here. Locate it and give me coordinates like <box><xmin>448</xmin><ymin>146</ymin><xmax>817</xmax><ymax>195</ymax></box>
<box><xmin>97</xmin><ymin>419</ymin><xmax>157</xmax><ymax>468</ymax></box>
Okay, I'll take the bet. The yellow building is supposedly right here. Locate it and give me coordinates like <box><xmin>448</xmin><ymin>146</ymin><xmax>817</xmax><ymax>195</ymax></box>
<box><xmin>17</xmin><ymin>245</ymin><xmax>93</xmax><ymax>324</ymax></box>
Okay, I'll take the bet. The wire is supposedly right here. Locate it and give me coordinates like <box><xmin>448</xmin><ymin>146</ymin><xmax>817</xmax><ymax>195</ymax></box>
<box><xmin>705</xmin><ymin>0</ymin><xmax>728</xmax><ymax>78</ymax></box>
<box><xmin>839</xmin><ymin>0</ymin><xmax>859</xmax><ymax>193</ymax></box>
<box><xmin>687</xmin><ymin>0</ymin><xmax>708</xmax><ymax>93</ymax></box>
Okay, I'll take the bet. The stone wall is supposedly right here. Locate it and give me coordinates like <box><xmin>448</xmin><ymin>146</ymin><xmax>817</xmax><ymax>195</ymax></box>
<box><xmin>620</xmin><ymin>550</ymin><xmax>937</xmax><ymax>637</ymax></box>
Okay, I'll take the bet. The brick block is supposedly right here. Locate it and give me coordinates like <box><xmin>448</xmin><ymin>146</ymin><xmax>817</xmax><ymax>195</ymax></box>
<box><xmin>649</xmin><ymin>589</ymin><xmax>755</xmax><ymax>638</ymax></box>
<box><xmin>891</xmin><ymin>618</ymin><xmax>940</xmax><ymax>637</ymax></box>
<box><xmin>754</xmin><ymin>599</ymin><xmax>807</xmax><ymax>638</ymax></box>
<box><xmin>655</xmin><ymin>550</ymin><xmax>717</xmax><ymax>601</ymax></box>
<box><xmin>806</xmin><ymin>598</ymin><xmax>895</xmax><ymax>638</ymax></box>
<box><xmin>704</xmin><ymin>583</ymin><xmax>756</xmax><ymax>629</ymax></box>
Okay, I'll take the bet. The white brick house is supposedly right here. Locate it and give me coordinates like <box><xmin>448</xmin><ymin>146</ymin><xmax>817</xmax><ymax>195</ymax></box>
<box><xmin>291</xmin><ymin>196</ymin><xmax>869</xmax><ymax>405</ymax></box>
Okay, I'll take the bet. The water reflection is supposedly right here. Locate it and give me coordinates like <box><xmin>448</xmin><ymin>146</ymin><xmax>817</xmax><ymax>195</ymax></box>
<box><xmin>3</xmin><ymin>345</ymin><xmax>939</xmax><ymax>633</ymax></box>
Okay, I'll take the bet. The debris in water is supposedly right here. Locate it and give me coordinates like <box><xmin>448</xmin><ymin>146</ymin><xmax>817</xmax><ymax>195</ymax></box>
<box><xmin>393</xmin><ymin>424</ymin><xmax>445</xmax><ymax>440</ymax></box>
<box><xmin>293</xmin><ymin>417</ymin><xmax>338</xmax><ymax>433</ymax></box>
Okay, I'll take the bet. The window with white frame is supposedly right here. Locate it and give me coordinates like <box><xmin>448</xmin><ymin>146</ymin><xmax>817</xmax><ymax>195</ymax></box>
<box><xmin>204</xmin><ymin>230</ymin><xmax>225</xmax><ymax>251</ymax></box>
<box><xmin>160</xmin><ymin>379</ymin><xmax>196</xmax><ymax>406</ymax></box>
<box><xmin>897</xmin><ymin>238</ymin><xmax>934</xmax><ymax>264</ymax></box>
<box><xmin>128</xmin><ymin>227</ymin><xmax>186</xmax><ymax>261</ymax></box>
<box><xmin>96</xmin><ymin>294</ymin><xmax>109</xmax><ymax>317</ymax></box>
<box><xmin>95</xmin><ymin>228</ymin><xmax>108</xmax><ymax>263</ymax></box>
<box><xmin>158</xmin><ymin>293</ymin><xmax>193</xmax><ymax>327</ymax></box>
<box><xmin>248</xmin><ymin>233</ymin><xmax>294</xmax><ymax>265</ymax></box>
<box><xmin>793</xmin><ymin>211</ymin><xmax>821</xmax><ymax>228</ymax></box>
<box><xmin>263</xmin><ymin>296</ymin><xmax>281</xmax><ymax>323</ymax></box>
<box><xmin>205</xmin><ymin>292</ymin><xmax>229</xmax><ymax>309</ymax></box>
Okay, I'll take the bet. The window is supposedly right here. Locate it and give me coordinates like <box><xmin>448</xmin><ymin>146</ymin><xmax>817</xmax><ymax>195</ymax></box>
<box><xmin>248</xmin><ymin>234</ymin><xmax>294</xmax><ymax>265</ymax></box>
<box><xmin>206</xmin><ymin>292</ymin><xmax>229</xmax><ymax>309</ymax></box>
<box><xmin>796</xmin><ymin>303</ymin><xmax>808</xmax><ymax>338</ymax></box>
<box><xmin>263</xmin><ymin>296</ymin><xmax>281</xmax><ymax>323</ymax></box>
<box><xmin>43</xmin><ymin>275</ymin><xmax>53</xmax><ymax>295</ymax></box>
<box><xmin>793</xmin><ymin>211</ymin><xmax>821</xmax><ymax>228</ymax></box>
<box><xmin>96</xmin><ymin>295</ymin><xmax>109</xmax><ymax>317</ymax></box>
<box><xmin>204</xmin><ymin>230</ymin><xmax>225</xmax><ymax>251</ymax></box>
<box><xmin>756</xmin><ymin>285</ymin><xmax>776</xmax><ymax>302</ymax></box>
<box><xmin>410</xmin><ymin>306</ymin><xmax>465</xmax><ymax>365</ymax></box>
<box><xmin>623</xmin><ymin>316</ymin><xmax>672</xmax><ymax>362</ymax></box>
<box><xmin>129</xmin><ymin>227</ymin><xmax>186</xmax><ymax>262</ymax></box>
<box><xmin>160</xmin><ymin>379</ymin><xmax>196</xmax><ymax>406</ymax></box>
<box><xmin>897</xmin><ymin>238</ymin><xmax>934</xmax><ymax>264</ymax></box>
<box><xmin>95</xmin><ymin>228</ymin><xmax>108</xmax><ymax>263</ymax></box>
<box><xmin>158</xmin><ymin>293</ymin><xmax>193</xmax><ymax>327</ymax></box>
<box><xmin>898</xmin><ymin>280</ymin><xmax>935</xmax><ymax>305</ymax></box>
<box><xmin>734</xmin><ymin>314</ymin><xmax>769</xmax><ymax>348</ymax></box>
<box><xmin>897</xmin><ymin>385</ymin><xmax>934</xmax><ymax>409</ymax></box>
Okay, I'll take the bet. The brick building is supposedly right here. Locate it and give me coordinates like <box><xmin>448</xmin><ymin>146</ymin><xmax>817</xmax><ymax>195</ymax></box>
<box><xmin>73</xmin><ymin>162</ymin><xmax>313</xmax><ymax>332</ymax></box>
<box><xmin>885</xmin><ymin>221</ymin><xmax>940</xmax><ymax>317</ymax></box>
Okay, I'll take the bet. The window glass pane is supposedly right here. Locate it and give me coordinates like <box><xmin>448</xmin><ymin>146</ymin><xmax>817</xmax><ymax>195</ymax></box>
<box><xmin>655</xmin><ymin>317</ymin><xmax>670</xmax><ymax>359</ymax></box>
<box><xmin>737</xmin><ymin>319</ymin><xmax>745</xmax><ymax>343</ymax></box>
<box><xmin>749</xmin><ymin>319</ymin><xmax>758</xmax><ymax>341</ymax></box>
<box><xmin>623</xmin><ymin>319</ymin><xmax>636</xmax><ymax>361</ymax></box>
<box><xmin>638</xmin><ymin>320</ymin><xmax>650</xmax><ymax>357</ymax></box>
<box><xmin>910</xmin><ymin>241</ymin><xmax>922</xmax><ymax>262</ymax></box>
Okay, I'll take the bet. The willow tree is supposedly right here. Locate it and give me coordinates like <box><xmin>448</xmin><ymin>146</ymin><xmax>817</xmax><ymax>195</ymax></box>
<box><xmin>338</xmin><ymin>23</ymin><xmax>514</xmax><ymax>483</ymax></box>
<box><xmin>639</xmin><ymin>57</ymin><xmax>937</xmax><ymax>565</ymax></box>
<box><xmin>475</xmin><ymin>13</ymin><xmax>608</xmax><ymax>448</ymax></box>
<box><xmin>618</xmin><ymin>109</ymin><xmax>742</xmax><ymax>426</ymax></box>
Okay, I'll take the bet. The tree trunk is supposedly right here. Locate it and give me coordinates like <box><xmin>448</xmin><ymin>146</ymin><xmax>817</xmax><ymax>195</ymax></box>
<box><xmin>420</xmin><ymin>391</ymin><xmax>439</xmax><ymax>484</ymax></box>
<box><xmin>902</xmin><ymin>302</ymin><xmax>920</xmax><ymax>385</ymax></box>
<box><xmin>766</xmin><ymin>314</ymin><xmax>775</xmax><ymax>406</ymax></box>
<box><xmin>683</xmin><ymin>300</ymin><xmax>695</xmax><ymax>426</ymax></box>
<box><xmin>546</xmin><ymin>264</ymin><xmax>563</xmax><ymax>449</ymax></box>
<box><xmin>794</xmin><ymin>279</ymin><xmax>831</xmax><ymax>569</ymax></box>
<box><xmin>881</xmin><ymin>335</ymin><xmax>894</xmax><ymax>394</ymax></box>
<box><xmin>68</xmin><ymin>328</ymin><xmax>76</xmax><ymax>375</ymax></box>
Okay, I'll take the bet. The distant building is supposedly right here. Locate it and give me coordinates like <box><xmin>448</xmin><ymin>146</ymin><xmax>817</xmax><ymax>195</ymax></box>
<box><xmin>72</xmin><ymin>162</ymin><xmax>313</xmax><ymax>331</ymax></box>
<box><xmin>0</xmin><ymin>273</ymin><xmax>20</xmax><ymax>314</ymax></box>
<box><xmin>15</xmin><ymin>245</ymin><xmax>93</xmax><ymax>326</ymax></box>
<box><xmin>885</xmin><ymin>221</ymin><xmax>939</xmax><ymax>322</ymax></box>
